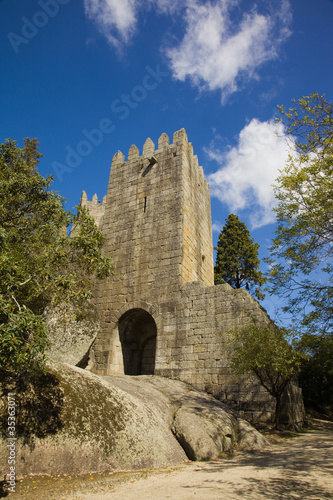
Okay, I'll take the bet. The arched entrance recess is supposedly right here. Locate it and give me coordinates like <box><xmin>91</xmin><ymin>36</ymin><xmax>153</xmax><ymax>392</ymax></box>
<box><xmin>118</xmin><ymin>308</ymin><xmax>157</xmax><ymax>375</ymax></box>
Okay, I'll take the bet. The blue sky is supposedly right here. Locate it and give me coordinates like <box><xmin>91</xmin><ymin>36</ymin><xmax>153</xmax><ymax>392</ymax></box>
<box><xmin>1</xmin><ymin>0</ymin><xmax>332</xmax><ymax>319</ymax></box>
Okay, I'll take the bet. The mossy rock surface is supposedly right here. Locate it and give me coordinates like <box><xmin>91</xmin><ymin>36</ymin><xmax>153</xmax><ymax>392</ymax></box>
<box><xmin>0</xmin><ymin>363</ymin><xmax>269</xmax><ymax>477</ymax></box>
<box><xmin>107</xmin><ymin>375</ymin><xmax>269</xmax><ymax>460</ymax></box>
<box><xmin>0</xmin><ymin>363</ymin><xmax>187</xmax><ymax>475</ymax></box>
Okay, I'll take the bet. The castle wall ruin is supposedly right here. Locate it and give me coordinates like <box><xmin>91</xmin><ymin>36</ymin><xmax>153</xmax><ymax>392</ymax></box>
<box><xmin>81</xmin><ymin>128</ymin><xmax>304</xmax><ymax>427</ymax></box>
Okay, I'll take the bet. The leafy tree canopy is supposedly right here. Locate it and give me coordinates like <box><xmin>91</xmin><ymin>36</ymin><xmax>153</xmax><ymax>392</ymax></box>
<box><xmin>214</xmin><ymin>213</ymin><xmax>266</xmax><ymax>300</ymax></box>
<box><xmin>297</xmin><ymin>333</ymin><xmax>333</xmax><ymax>414</ymax></box>
<box><xmin>266</xmin><ymin>93</ymin><xmax>333</xmax><ymax>335</ymax></box>
<box><xmin>228</xmin><ymin>323</ymin><xmax>304</xmax><ymax>428</ymax></box>
<box><xmin>0</xmin><ymin>138</ymin><xmax>114</xmax><ymax>375</ymax></box>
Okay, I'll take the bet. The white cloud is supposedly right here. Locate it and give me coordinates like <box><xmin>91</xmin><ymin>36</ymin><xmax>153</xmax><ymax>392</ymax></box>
<box><xmin>84</xmin><ymin>0</ymin><xmax>139</xmax><ymax>49</ymax></box>
<box><xmin>206</xmin><ymin>119</ymin><xmax>290</xmax><ymax>228</ymax></box>
<box><xmin>83</xmin><ymin>0</ymin><xmax>182</xmax><ymax>49</ymax></box>
<box><xmin>212</xmin><ymin>222</ymin><xmax>222</xmax><ymax>233</ymax></box>
<box><xmin>83</xmin><ymin>2</ymin><xmax>292</xmax><ymax>98</ymax></box>
<box><xmin>150</xmin><ymin>0</ymin><xmax>181</xmax><ymax>15</ymax></box>
<box><xmin>166</xmin><ymin>0</ymin><xmax>292</xmax><ymax>102</ymax></box>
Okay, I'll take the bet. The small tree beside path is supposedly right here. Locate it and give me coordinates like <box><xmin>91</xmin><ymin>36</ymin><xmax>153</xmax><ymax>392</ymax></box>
<box><xmin>227</xmin><ymin>323</ymin><xmax>304</xmax><ymax>429</ymax></box>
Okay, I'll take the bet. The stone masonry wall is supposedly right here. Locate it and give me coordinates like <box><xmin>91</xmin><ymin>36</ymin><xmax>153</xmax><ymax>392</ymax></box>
<box><xmin>80</xmin><ymin>128</ymin><xmax>304</xmax><ymax>428</ymax></box>
<box><xmin>155</xmin><ymin>281</ymin><xmax>277</xmax><ymax>424</ymax></box>
<box><xmin>80</xmin><ymin>191</ymin><xmax>106</xmax><ymax>228</ymax></box>
<box><xmin>177</xmin><ymin>132</ymin><xmax>214</xmax><ymax>285</ymax></box>
<box><xmin>92</xmin><ymin>129</ymin><xmax>215</xmax><ymax>369</ymax></box>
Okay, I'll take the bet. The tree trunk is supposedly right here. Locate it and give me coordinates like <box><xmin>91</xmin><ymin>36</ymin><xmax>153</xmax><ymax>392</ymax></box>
<box><xmin>275</xmin><ymin>394</ymin><xmax>282</xmax><ymax>430</ymax></box>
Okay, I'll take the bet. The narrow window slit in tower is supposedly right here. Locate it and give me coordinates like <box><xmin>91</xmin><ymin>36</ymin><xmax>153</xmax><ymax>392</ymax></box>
<box><xmin>144</xmin><ymin>196</ymin><xmax>147</xmax><ymax>213</ymax></box>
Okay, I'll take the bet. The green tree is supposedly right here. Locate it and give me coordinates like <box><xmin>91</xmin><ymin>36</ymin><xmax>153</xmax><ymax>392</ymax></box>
<box><xmin>214</xmin><ymin>213</ymin><xmax>266</xmax><ymax>300</ymax></box>
<box><xmin>297</xmin><ymin>334</ymin><xmax>333</xmax><ymax>414</ymax></box>
<box><xmin>228</xmin><ymin>323</ymin><xmax>303</xmax><ymax>428</ymax></box>
<box><xmin>267</xmin><ymin>93</ymin><xmax>333</xmax><ymax>335</ymax></box>
<box><xmin>0</xmin><ymin>138</ymin><xmax>114</xmax><ymax>375</ymax></box>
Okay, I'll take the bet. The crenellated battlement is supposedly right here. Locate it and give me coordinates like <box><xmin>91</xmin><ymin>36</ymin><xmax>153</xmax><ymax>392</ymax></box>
<box><xmin>110</xmin><ymin>128</ymin><xmax>206</xmax><ymax>186</ymax></box>
<box><xmin>79</xmin><ymin>190</ymin><xmax>106</xmax><ymax>229</ymax></box>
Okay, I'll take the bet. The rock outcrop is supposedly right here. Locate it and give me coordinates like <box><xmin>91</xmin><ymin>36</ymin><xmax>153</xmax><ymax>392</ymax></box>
<box><xmin>107</xmin><ymin>375</ymin><xmax>269</xmax><ymax>461</ymax></box>
<box><xmin>45</xmin><ymin>306</ymin><xmax>99</xmax><ymax>367</ymax></box>
<box><xmin>0</xmin><ymin>363</ymin><xmax>269</xmax><ymax>476</ymax></box>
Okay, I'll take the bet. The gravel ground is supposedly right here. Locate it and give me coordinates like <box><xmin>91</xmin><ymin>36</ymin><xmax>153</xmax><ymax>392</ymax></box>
<box><xmin>3</xmin><ymin>418</ymin><xmax>333</xmax><ymax>500</ymax></box>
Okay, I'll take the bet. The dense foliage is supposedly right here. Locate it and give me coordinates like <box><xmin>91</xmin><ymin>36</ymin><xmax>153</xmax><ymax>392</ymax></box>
<box><xmin>0</xmin><ymin>138</ymin><xmax>114</xmax><ymax>375</ymax></box>
<box><xmin>267</xmin><ymin>93</ymin><xmax>333</xmax><ymax>335</ymax></box>
<box><xmin>228</xmin><ymin>323</ymin><xmax>304</xmax><ymax>428</ymax></box>
<box><xmin>214</xmin><ymin>213</ymin><xmax>266</xmax><ymax>300</ymax></box>
<box><xmin>265</xmin><ymin>93</ymin><xmax>333</xmax><ymax>413</ymax></box>
<box><xmin>297</xmin><ymin>334</ymin><xmax>333</xmax><ymax>414</ymax></box>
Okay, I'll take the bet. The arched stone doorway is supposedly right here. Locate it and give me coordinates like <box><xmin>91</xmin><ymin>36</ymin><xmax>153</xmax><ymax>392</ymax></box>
<box><xmin>118</xmin><ymin>308</ymin><xmax>157</xmax><ymax>375</ymax></box>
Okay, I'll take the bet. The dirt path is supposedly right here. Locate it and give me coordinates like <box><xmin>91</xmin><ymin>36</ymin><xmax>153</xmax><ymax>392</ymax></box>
<box><xmin>10</xmin><ymin>419</ymin><xmax>333</xmax><ymax>500</ymax></box>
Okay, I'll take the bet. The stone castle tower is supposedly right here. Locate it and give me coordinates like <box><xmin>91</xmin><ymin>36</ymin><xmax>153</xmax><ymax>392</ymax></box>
<box><xmin>80</xmin><ymin>128</ymin><xmax>304</xmax><ymax>426</ymax></box>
